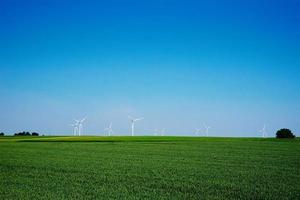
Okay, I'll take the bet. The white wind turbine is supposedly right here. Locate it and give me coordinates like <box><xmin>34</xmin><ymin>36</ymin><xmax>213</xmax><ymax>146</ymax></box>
<box><xmin>128</xmin><ymin>116</ymin><xmax>144</xmax><ymax>136</ymax></box>
<box><xmin>194</xmin><ymin>128</ymin><xmax>201</xmax><ymax>136</ymax></box>
<box><xmin>259</xmin><ymin>124</ymin><xmax>267</xmax><ymax>138</ymax></box>
<box><xmin>69</xmin><ymin>123</ymin><xmax>78</xmax><ymax>136</ymax></box>
<box><xmin>154</xmin><ymin>129</ymin><xmax>159</xmax><ymax>136</ymax></box>
<box><xmin>74</xmin><ymin>117</ymin><xmax>86</xmax><ymax>136</ymax></box>
<box><xmin>154</xmin><ymin>129</ymin><xmax>165</xmax><ymax>136</ymax></box>
<box><xmin>104</xmin><ymin>122</ymin><xmax>113</xmax><ymax>136</ymax></box>
<box><xmin>160</xmin><ymin>128</ymin><xmax>165</xmax><ymax>136</ymax></box>
<box><xmin>203</xmin><ymin>123</ymin><xmax>211</xmax><ymax>137</ymax></box>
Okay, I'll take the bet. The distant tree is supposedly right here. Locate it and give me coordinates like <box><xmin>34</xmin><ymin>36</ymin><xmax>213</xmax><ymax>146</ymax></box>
<box><xmin>276</xmin><ymin>129</ymin><xmax>295</xmax><ymax>139</ymax></box>
<box><xmin>32</xmin><ymin>132</ymin><xmax>39</xmax><ymax>136</ymax></box>
<box><xmin>0</xmin><ymin>132</ymin><xmax>4</xmax><ymax>136</ymax></box>
<box><xmin>14</xmin><ymin>132</ymin><xmax>23</xmax><ymax>136</ymax></box>
<box><xmin>14</xmin><ymin>131</ymin><xmax>32</xmax><ymax>136</ymax></box>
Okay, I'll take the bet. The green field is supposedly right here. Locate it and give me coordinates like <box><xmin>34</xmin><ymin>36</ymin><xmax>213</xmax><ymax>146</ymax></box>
<box><xmin>1</xmin><ymin>136</ymin><xmax>299</xmax><ymax>199</ymax></box>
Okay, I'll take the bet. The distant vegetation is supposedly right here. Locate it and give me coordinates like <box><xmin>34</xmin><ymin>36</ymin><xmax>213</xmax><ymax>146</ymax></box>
<box><xmin>0</xmin><ymin>132</ymin><xmax>4</xmax><ymax>136</ymax></box>
<box><xmin>276</xmin><ymin>129</ymin><xmax>295</xmax><ymax>139</ymax></box>
<box><xmin>14</xmin><ymin>131</ymin><xmax>39</xmax><ymax>136</ymax></box>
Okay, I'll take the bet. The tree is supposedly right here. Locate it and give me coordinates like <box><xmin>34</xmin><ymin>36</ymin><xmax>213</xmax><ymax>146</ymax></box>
<box><xmin>14</xmin><ymin>131</ymin><xmax>32</xmax><ymax>136</ymax></box>
<box><xmin>14</xmin><ymin>132</ymin><xmax>23</xmax><ymax>136</ymax></box>
<box><xmin>276</xmin><ymin>129</ymin><xmax>295</xmax><ymax>139</ymax></box>
<box><xmin>0</xmin><ymin>132</ymin><xmax>4</xmax><ymax>136</ymax></box>
<box><xmin>32</xmin><ymin>132</ymin><xmax>39</xmax><ymax>136</ymax></box>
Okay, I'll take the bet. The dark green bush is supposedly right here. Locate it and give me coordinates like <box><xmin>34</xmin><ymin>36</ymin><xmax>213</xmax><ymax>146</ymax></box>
<box><xmin>276</xmin><ymin>129</ymin><xmax>295</xmax><ymax>139</ymax></box>
<box><xmin>15</xmin><ymin>132</ymin><xmax>31</xmax><ymax>136</ymax></box>
<box><xmin>32</xmin><ymin>132</ymin><xmax>39</xmax><ymax>136</ymax></box>
<box><xmin>14</xmin><ymin>132</ymin><xmax>40</xmax><ymax>136</ymax></box>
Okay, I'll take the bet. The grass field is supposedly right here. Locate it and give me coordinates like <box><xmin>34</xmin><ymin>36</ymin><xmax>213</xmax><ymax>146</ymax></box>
<box><xmin>0</xmin><ymin>136</ymin><xmax>299</xmax><ymax>199</ymax></box>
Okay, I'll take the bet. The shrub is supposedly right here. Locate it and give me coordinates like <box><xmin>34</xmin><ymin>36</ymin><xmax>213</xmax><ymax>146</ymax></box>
<box><xmin>14</xmin><ymin>132</ymin><xmax>22</xmax><ymax>136</ymax></box>
<box><xmin>15</xmin><ymin>132</ymin><xmax>31</xmax><ymax>136</ymax></box>
<box><xmin>32</xmin><ymin>132</ymin><xmax>39</xmax><ymax>136</ymax></box>
<box><xmin>14</xmin><ymin>132</ymin><xmax>40</xmax><ymax>136</ymax></box>
<box><xmin>276</xmin><ymin>129</ymin><xmax>295</xmax><ymax>139</ymax></box>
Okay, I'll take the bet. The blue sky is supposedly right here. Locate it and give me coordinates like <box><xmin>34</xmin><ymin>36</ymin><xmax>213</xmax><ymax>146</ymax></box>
<box><xmin>0</xmin><ymin>0</ymin><xmax>299</xmax><ymax>136</ymax></box>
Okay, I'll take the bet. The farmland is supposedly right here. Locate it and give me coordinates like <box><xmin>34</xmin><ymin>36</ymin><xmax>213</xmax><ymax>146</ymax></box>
<box><xmin>0</xmin><ymin>136</ymin><xmax>299</xmax><ymax>199</ymax></box>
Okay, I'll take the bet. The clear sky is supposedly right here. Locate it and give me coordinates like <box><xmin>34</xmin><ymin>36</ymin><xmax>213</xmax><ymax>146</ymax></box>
<box><xmin>0</xmin><ymin>0</ymin><xmax>299</xmax><ymax>136</ymax></box>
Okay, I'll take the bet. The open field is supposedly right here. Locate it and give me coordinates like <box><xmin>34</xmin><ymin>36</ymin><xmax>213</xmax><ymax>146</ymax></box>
<box><xmin>0</xmin><ymin>136</ymin><xmax>299</xmax><ymax>199</ymax></box>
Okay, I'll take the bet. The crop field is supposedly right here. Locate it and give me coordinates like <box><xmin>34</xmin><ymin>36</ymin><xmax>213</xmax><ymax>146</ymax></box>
<box><xmin>0</xmin><ymin>136</ymin><xmax>299</xmax><ymax>199</ymax></box>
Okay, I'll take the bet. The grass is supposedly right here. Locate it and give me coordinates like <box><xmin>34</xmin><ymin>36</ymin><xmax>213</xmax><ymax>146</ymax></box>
<box><xmin>0</xmin><ymin>136</ymin><xmax>299</xmax><ymax>199</ymax></box>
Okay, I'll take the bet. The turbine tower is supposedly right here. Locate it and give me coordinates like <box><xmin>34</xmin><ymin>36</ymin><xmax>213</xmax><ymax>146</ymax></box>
<box><xmin>194</xmin><ymin>128</ymin><xmax>201</xmax><ymax>136</ymax></box>
<box><xmin>128</xmin><ymin>116</ymin><xmax>143</xmax><ymax>136</ymax></box>
<box><xmin>69</xmin><ymin>123</ymin><xmax>78</xmax><ymax>136</ymax></box>
<box><xmin>74</xmin><ymin>117</ymin><xmax>86</xmax><ymax>136</ymax></box>
<box><xmin>160</xmin><ymin>128</ymin><xmax>165</xmax><ymax>136</ymax></box>
<box><xmin>259</xmin><ymin>124</ymin><xmax>267</xmax><ymax>138</ymax></box>
<box><xmin>154</xmin><ymin>129</ymin><xmax>159</xmax><ymax>136</ymax></box>
<box><xmin>203</xmin><ymin>123</ymin><xmax>211</xmax><ymax>137</ymax></box>
<box><xmin>104</xmin><ymin>122</ymin><xmax>114</xmax><ymax>136</ymax></box>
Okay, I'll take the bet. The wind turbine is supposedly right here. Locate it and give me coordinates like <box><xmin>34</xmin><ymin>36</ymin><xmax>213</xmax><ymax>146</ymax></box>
<box><xmin>104</xmin><ymin>122</ymin><xmax>113</xmax><ymax>136</ymax></box>
<box><xmin>155</xmin><ymin>128</ymin><xmax>165</xmax><ymax>136</ymax></box>
<box><xmin>160</xmin><ymin>128</ymin><xmax>165</xmax><ymax>136</ymax></box>
<box><xmin>194</xmin><ymin>128</ymin><xmax>201</xmax><ymax>136</ymax></box>
<box><xmin>128</xmin><ymin>116</ymin><xmax>143</xmax><ymax>136</ymax></box>
<box><xmin>203</xmin><ymin>123</ymin><xmax>211</xmax><ymax>137</ymax></box>
<box><xmin>74</xmin><ymin>117</ymin><xmax>86</xmax><ymax>136</ymax></box>
<box><xmin>259</xmin><ymin>124</ymin><xmax>267</xmax><ymax>138</ymax></box>
<box><xmin>69</xmin><ymin>123</ymin><xmax>78</xmax><ymax>136</ymax></box>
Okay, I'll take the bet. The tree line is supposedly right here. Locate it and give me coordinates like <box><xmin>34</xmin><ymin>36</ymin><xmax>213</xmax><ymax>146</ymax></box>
<box><xmin>0</xmin><ymin>132</ymin><xmax>40</xmax><ymax>136</ymax></box>
<box><xmin>14</xmin><ymin>131</ymin><xmax>40</xmax><ymax>136</ymax></box>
